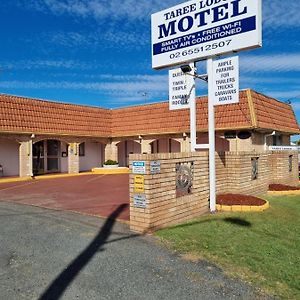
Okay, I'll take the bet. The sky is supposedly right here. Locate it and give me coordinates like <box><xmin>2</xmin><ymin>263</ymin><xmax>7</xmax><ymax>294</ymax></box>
<box><xmin>0</xmin><ymin>0</ymin><xmax>300</xmax><ymax>139</ymax></box>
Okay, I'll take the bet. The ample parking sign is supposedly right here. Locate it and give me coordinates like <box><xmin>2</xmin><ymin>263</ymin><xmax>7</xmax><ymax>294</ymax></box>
<box><xmin>152</xmin><ymin>0</ymin><xmax>262</xmax><ymax>69</ymax></box>
<box><xmin>212</xmin><ymin>56</ymin><xmax>239</xmax><ymax>106</ymax></box>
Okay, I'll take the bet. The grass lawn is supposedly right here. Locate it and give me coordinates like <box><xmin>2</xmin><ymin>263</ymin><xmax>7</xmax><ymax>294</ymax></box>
<box><xmin>156</xmin><ymin>195</ymin><xmax>300</xmax><ymax>299</ymax></box>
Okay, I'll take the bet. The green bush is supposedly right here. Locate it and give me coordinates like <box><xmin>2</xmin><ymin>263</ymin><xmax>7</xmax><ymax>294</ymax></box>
<box><xmin>104</xmin><ymin>159</ymin><xmax>118</xmax><ymax>165</ymax></box>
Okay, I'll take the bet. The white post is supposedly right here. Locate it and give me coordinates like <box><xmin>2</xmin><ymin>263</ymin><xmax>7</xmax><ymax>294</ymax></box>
<box><xmin>189</xmin><ymin>63</ymin><xmax>196</xmax><ymax>152</ymax></box>
<box><xmin>207</xmin><ymin>58</ymin><xmax>216</xmax><ymax>212</ymax></box>
<box><xmin>29</xmin><ymin>139</ymin><xmax>33</xmax><ymax>177</ymax></box>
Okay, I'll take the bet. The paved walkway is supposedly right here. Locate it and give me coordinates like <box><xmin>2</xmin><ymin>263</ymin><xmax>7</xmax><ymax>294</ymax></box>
<box><xmin>0</xmin><ymin>174</ymin><xmax>130</xmax><ymax>221</ymax></box>
<box><xmin>0</xmin><ymin>202</ymin><xmax>272</xmax><ymax>300</ymax></box>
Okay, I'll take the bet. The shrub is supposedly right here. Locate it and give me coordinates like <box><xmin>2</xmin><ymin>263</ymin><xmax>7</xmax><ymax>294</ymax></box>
<box><xmin>104</xmin><ymin>159</ymin><xmax>118</xmax><ymax>165</ymax></box>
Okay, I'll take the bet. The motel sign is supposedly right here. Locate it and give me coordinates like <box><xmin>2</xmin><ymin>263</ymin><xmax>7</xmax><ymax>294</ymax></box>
<box><xmin>152</xmin><ymin>0</ymin><xmax>262</xmax><ymax>69</ymax></box>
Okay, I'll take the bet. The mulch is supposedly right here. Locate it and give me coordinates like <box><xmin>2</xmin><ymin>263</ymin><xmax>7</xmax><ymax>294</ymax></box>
<box><xmin>216</xmin><ymin>194</ymin><xmax>266</xmax><ymax>206</ymax></box>
<box><xmin>269</xmin><ymin>184</ymin><xmax>300</xmax><ymax>191</ymax></box>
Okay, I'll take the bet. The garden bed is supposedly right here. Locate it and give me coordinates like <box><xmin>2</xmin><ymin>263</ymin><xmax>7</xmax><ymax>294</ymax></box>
<box><xmin>217</xmin><ymin>194</ymin><xmax>266</xmax><ymax>206</ymax></box>
<box><xmin>269</xmin><ymin>184</ymin><xmax>300</xmax><ymax>191</ymax></box>
<box><xmin>216</xmin><ymin>194</ymin><xmax>269</xmax><ymax>212</ymax></box>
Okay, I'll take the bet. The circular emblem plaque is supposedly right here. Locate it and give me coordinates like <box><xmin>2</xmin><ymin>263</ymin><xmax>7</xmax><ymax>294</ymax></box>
<box><xmin>176</xmin><ymin>164</ymin><xmax>193</xmax><ymax>193</ymax></box>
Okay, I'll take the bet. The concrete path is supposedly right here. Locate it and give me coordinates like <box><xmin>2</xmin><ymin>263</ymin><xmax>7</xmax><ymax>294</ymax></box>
<box><xmin>0</xmin><ymin>202</ymin><xmax>272</xmax><ymax>300</ymax></box>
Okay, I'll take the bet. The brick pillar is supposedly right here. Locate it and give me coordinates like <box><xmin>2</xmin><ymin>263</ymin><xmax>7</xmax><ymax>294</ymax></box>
<box><xmin>68</xmin><ymin>143</ymin><xmax>80</xmax><ymax>174</ymax></box>
<box><xmin>141</xmin><ymin>140</ymin><xmax>152</xmax><ymax>154</ymax></box>
<box><xmin>104</xmin><ymin>141</ymin><xmax>118</xmax><ymax>162</ymax></box>
<box><xmin>19</xmin><ymin>140</ymin><xmax>33</xmax><ymax>177</ymax></box>
<box><xmin>180</xmin><ymin>136</ymin><xmax>191</xmax><ymax>152</ymax></box>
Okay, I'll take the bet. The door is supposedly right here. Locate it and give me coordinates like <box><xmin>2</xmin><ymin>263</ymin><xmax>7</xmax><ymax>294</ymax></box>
<box><xmin>33</xmin><ymin>141</ymin><xmax>45</xmax><ymax>175</ymax></box>
<box><xmin>47</xmin><ymin>140</ymin><xmax>60</xmax><ymax>173</ymax></box>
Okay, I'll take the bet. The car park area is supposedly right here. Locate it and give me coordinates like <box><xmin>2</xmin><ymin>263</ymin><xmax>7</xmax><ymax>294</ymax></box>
<box><xmin>0</xmin><ymin>174</ymin><xmax>130</xmax><ymax>221</ymax></box>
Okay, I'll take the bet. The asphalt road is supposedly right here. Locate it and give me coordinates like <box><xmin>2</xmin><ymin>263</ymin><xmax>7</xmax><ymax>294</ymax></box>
<box><xmin>0</xmin><ymin>201</ymin><xmax>273</xmax><ymax>300</ymax></box>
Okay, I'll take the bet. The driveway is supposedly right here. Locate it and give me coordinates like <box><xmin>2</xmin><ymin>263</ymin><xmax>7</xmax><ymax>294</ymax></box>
<box><xmin>0</xmin><ymin>174</ymin><xmax>129</xmax><ymax>221</ymax></box>
<box><xmin>0</xmin><ymin>202</ymin><xmax>273</xmax><ymax>300</ymax></box>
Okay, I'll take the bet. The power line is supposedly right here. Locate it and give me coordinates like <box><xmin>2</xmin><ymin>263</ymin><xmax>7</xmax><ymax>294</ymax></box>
<box><xmin>285</xmin><ymin>94</ymin><xmax>300</xmax><ymax>104</ymax></box>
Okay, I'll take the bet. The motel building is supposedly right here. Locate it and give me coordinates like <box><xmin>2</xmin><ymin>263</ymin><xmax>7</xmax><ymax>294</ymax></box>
<box><xmin>0</xmin><ymin>89</ymin><xmax>299</xmax><ymax>178</ymax></box>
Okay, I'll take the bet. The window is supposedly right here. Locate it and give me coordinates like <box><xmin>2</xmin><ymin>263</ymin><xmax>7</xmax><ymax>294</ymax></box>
<box><xmin>251</xmin><ymin>157</ymin><xmax>258</xmax><ymax>180</ymax></box>
<box><xmin>79</xmin><ymin>143</ymin><xmax>85</xmax><ymax>156</ymax></box>
<box><xmin>224</xmin><ymin>131</ymin><xmax>237</xmax><ymax>139</ymax></box>
<box><xmin>272</xmin><ymin>135</ymin><xmax>283</xmax><ymax>146</ymax></box>
<box><xmin>289</xmin><ymin>155</ymin><xmax>293</xmax><ymax>172</ymax></box>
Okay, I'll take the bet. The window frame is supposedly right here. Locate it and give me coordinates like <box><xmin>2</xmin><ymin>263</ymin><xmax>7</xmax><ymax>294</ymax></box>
<box><xmin>251</xmin><ymin>157</ymin><xmax>259</xmax><ymax>180</ymax></box>
<box><xmin>289</xmin><ymin>155</ymin><xmax>293</xmax><ymax>172</ymax></box>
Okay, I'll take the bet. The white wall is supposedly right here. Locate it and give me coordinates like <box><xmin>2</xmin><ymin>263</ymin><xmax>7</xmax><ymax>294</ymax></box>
<box><xmin>0</xmin><ymin>139</ymin><xmax>19</xmax><ymax>176</ymax></box>
<box><xmin>79</xmin><ymin>142</ymin><xmax>104</xmax><ymax>172</ymax></box>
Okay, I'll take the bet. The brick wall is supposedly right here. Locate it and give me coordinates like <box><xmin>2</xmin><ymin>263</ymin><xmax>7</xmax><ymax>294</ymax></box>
<box><xmin>268</xmin><ymin>151</ymin><xmax>298</xmax><ymax>186</ymax></box>
<box><xmin>129</xmin><ymin>152</ymin><xmax>210</xmax><ymax>233</ymax></box>
<box><xmin>129</xmin><ymin>151</ymin><xmax>299</xmax><ymax>233</ymax></box>
<box><xmin>216</xmin><ymin>152</ymin><xmax>270</xmax><ymax>195</ymax></box>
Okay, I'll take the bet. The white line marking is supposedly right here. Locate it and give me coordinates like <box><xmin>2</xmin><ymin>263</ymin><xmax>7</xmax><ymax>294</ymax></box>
<box><xmin>0</xmin><ymin>181</ymin><xmax>38</xmax><ymax>193</ymax></box>
<box><xmin>85</xmin><ymin>175</ymin><xmax>106</xmax><ymax>183</ymax></box>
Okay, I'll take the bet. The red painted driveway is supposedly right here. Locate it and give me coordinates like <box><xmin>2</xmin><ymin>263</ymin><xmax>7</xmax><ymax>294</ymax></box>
<box><xmin>0</xmin><ymin>174</ymin><xmax>130</xmax><ymax>221</ymax></box>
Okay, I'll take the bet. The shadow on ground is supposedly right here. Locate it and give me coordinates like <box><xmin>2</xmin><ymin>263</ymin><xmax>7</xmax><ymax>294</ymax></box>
<box><xmin>39</xmin><ymin>203</ymin><xmax>133</xmax><ymax>300</ymax></box>
<box><xmin>171</xmin><ymin>216</ymin><xmax>252</xmax><ymax>230</ymax></box>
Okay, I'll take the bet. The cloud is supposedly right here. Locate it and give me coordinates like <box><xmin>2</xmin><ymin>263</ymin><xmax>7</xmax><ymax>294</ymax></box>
<box><xmin>240</xmin><ymin>54</ymin><xmax>300</xmax><ymax>73</ymax></box>
<box><xmin>263</xmin><ymin>1</ymin><xmax>300</xmax><ymax>28</ymax></box>
<box><xmin>16</xmin><ymin>0</ymin><xmax>178</xmax><ymax>21</ymax></box>
<box><xmin>0</xmin><ymin>60</ymin><xmax>94</xmax><ymax>71</ymax></box>
<box><xmin>267</xmin><ymin>90</ymin><xmax>300</xmax><ymax>100</ymax></box>
<box><xmin>240</xmin><ymin>75</ymin><xmax>300</xmax><ymax>86</ymax></box>
<box><xmin>0</xmin><ymin>78</ymin><xmax>167</xmax><ymax>92</ymax></box>
<box><xmin>15</xmin><ymin>0</ymin><xmax>300</xmax><ymax>29</ymax></box>
<box><xmin>0</xmin><ymin>74</ymin><xmax>168</xmax><ymax>101</ymax></box>
<box><xmin>47</xmin><ymin>29</ymin><xmax>149</xmax><ymax>50</ymax></box>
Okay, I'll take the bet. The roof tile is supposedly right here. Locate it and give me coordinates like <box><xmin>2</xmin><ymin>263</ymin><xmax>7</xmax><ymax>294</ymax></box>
<box><xmin>0</xmin><ymin>90</ymin><xmax>299</xmax><ymax>137</ymax></box>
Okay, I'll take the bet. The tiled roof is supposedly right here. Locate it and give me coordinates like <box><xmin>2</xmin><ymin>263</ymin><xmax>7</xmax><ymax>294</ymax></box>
<box><xmin>112</xmin><ymin>91</ymin><xmax>252</xmax><ymax>136</ymax></box>
<box><xmin>0</xmin><ymin>90</ymin><xmax>299</xmax><ymax>137</ymax></box>
<box><xmin>250</xmin><ymin>90</ymin><xmax>299</xmax><ymax>134</ymax></box>
<box><xmin>112</xmin><ymin>90</ymin><xmax>300</xmax><ymax>136</ymax></box>
<box><xmin>0</xmin><ymin>94</ymin><xmax>112</xmax><ymax>137</ymax></box>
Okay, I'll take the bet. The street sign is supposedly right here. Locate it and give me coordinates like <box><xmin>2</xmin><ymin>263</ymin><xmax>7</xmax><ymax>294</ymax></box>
<box><xmin>152</xmin><ymin>0</ymin><xmax>262</xmax><ymax>69</ymax></box>
<box><xmin>269</xmin><ymin>146</ymin><xmax>299</xmax><ymax>151</ymax></box>
<box><xmin>134</xmin><ymin>175</ymin><xmax>145</xmax><ymax>193</ymax></box>
<box><xmin>169</xmin><ymin>64</ymin><xmax>194</xmax><ymax>110</ymax></box>
<box><xmin>133</xmin><ymin>194</ymin><xmax>147</xmax><ymax>209</ymax></box>
<box><xmin>132</xmin><ymin>161</ymin><xmax>146</xmax><ymax>174</ymax></box>
<box><xmin>150</xmin><ymin>161</ymin><xmax>161</xmax><ymax>174</ymax></box>
<box><xmin>212</xmin><ymin>56</ymin><xmax>239</xmax><ymax>106</ymax></box>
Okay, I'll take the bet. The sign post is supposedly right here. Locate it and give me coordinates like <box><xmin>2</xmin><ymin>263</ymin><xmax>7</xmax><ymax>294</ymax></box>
<box><xmin>152</xmin><ymin>0</ymin><xmax>262</xmax><ymax>213</ymax></box>
<box><xmin>207</xmin><ymin>58</ymin><xmax>216</xmax><ymax>211</ymax></box>
<box><xmin>189</xmin><ymin>64</ymin><xmax>197</xmax><ymax>152</ymax></box>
